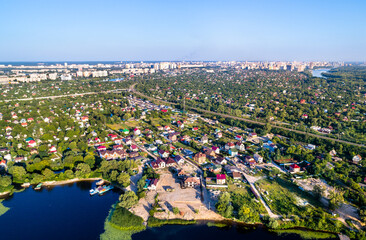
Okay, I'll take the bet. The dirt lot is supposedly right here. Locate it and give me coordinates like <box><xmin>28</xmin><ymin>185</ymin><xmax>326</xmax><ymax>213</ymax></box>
<box><xmin>131</xmin><ymin>169</ymin><xmax>223</xmax><ymax>222</ymax></box>
<box><xmin>295</xmin><ymin>178</ymin><xmax>335</xmax><ymax>197</ymax></box>
<box><xmin>154</xmin><ymin>172</ymin><xmax>223</xmax><ymax>220</ymax></box>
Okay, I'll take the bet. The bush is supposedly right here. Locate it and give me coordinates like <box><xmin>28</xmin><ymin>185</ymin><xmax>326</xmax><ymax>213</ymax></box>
<box><xmin>147</xmin><ymin>217</ymin><xmax>196</xmax><ymax>227</ymax></box>
<box><xmin>173</xmin><ymin>207</ymin><xmax>179</xmax><ymax>215</ymax></box>
<box><xmin>109</xmin><ymin>205</ymin><xmax>145</xmax><ymax>231</ymax></box>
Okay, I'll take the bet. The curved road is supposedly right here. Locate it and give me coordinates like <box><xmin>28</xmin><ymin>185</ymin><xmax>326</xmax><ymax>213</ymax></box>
<box><xmin>131</xmin><ymin>85</ymin><xmax>365</xmax><ymax>149</ymax></box>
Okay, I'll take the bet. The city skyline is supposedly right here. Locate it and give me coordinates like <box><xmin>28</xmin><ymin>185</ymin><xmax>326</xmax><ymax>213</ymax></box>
<box><xmin>1</xmin><ymin>0</ymin><xmax>366</xmax><ymax>61</ymax></box>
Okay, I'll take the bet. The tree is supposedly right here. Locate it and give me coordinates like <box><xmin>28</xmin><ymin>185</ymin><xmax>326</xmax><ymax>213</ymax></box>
<box><xmin>216</xmin><ymin>192</ymin><xmax>233</xmax><ymax>218</ymax></box>
<box><xmin>313</xmin><ymin>184</ymin><xmax>325</xmax><ymax>200</ymax></box>
<box><xmin>9</xmin><ymin>166</ymin><xmax>27</xmax><ymax>182</ymax></box>
<box><xmin>173</xmin><ymin>207</ymin><xmax>180</xmax><ymax>214</ymax></box>
<box><xmin>0</xmin><ymin>175</ymin><xmax>12</xmax><ymax>188</ymax></box>
<box><xmin>329</xmin><ymin>190</ymin><xmax>344</xmax><ymax>210</ymax></box>
<box><xmin>75</xmin><ymin>163</ymin><xmax>91</xmax><ymax>178</ymax></box>
<box><xmin>63</xmin><ymin>155</ymin><xmax>75</xmax><ymax>169</ymax></box>
<box><xmin>118</xmin><ymin>191</ymin><xmax>138</xmax><ymax>209</ymax></box>
<box><xmin>42</xmin><ymin>168</ymin><xmax>55</xmax><ymax>180</ymax></box>
<box><xmin>268</xmin><ymin>218</ymin><xmax>279</xmax><ymax>229</ymax></box>
<box><xmin>117</xmin><ymin>172</ymin><xmax>130</xmax><ymax>187</ymax></box>
<box><xmin>84</xmin><ymin>155</ymin><xmax>95</xmax><ymax>168</ymax></box>
<box><xmin>359</xmin><ymin>209</ymin><xmax>366</xmax><ymax>222</ymax></box>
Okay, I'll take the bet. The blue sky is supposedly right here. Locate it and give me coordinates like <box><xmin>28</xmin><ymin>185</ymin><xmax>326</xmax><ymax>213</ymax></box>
<box><xmin>0</xmin><ymin>0</ymin><xmax>365</xmax><ymax>61</ymax></box>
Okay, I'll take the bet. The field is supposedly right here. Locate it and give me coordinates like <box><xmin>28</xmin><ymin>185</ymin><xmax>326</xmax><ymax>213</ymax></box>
<box><xmin>228</xmin><ymin>184</ymin><xmax>267</xmax><ymax>214</ymax></box>
<box><xmin>255</xmin><ymin>178</ymin><xmax>313</xmax><ymax>216</ymax></box>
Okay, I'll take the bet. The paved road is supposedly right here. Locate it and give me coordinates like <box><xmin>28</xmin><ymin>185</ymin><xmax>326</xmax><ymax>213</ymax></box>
<box><xmin>3</xmin><ymin>88</ymin><xmax>129</xmax><ymax>102</ymax></box>
<box><xmin>131</xmin><ymin>87</ymin><xmax>365</xmax><ymax>148</ymax></box>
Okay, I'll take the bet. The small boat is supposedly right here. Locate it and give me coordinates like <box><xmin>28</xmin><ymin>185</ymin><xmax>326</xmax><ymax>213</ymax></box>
<box><xmin>96</xmin><ymin>179</ymin><xmax>104</xmax><ymax>186</ymax></box>
<box><xmin>98</xmin><ymin>185</ymin><xmax>114</xmax><ymax>195</ymax></box>
<box><xmin>34</xmin><ymin>183</ymin><xmax>42</xmax><ymax>190</ymax></box>
<box><xmin>89</xmin><ymin>188</ymin><xmax>99</xmax><ymax>196</ymax></box>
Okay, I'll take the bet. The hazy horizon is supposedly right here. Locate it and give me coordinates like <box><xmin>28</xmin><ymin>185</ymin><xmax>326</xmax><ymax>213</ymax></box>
<box><xmin>1</xmin><ymin>0</ymin><xmax>365</xmax><ymax>62</ymax></box>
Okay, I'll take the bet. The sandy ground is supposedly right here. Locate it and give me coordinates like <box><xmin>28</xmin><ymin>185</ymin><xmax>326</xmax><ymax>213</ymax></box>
<box><xmin>42</xmin><ymin>178</ymin><xmax>101</xmax><ymax>186</ymax></box>
<box><xmin>335</xmin><ymin>203</ymin><xmax>363</xmax><ymax>229</ymax></box>
<box><xmin>130</xmin><ymin>171</ymin><xmax>223</xmax><ymax>222</ymax></box>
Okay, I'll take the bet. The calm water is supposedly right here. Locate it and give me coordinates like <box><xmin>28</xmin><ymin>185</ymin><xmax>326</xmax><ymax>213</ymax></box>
<box><xmin>312</xmin><ymin>68</ymin><xmax>331</xmax><ymax>78</ymax></box>
<box><xmin>133</xmin><ymin>223</ymin><xmax>337</xmax><ymax>240</ymax></box>
<box><xmin>0</xmin><ymin>181</ymin><xmax>120</xmax><ymax>240</ymax></box>
<box><xmin>0</xmin><ymin>183</ymin><xmax>336</xmax><ymax>240</ymax></box>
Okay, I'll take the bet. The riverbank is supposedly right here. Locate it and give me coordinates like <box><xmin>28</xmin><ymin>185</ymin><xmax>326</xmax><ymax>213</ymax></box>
<box><xmin>42</xmin><ymin>177</ymin><xmax>101</xmax><ymax>187</ymax></box>
<box><xmin>0</xmin><ymin>191</ymin><xmax>10</xmax><ymax>198</ymax></box>
<box><xmin>0</xmin><ymin>177</ymin><xmax>104</xmax><ymax>199</ymax></box>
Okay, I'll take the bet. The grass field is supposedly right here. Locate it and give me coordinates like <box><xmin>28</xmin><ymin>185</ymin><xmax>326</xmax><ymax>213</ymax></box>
<box><xmin>255</xmin><ymin>178</ymin><xmax>310</xmax><ymax>216</ymax></box>
<box><xmin>0</xmin><ymin>200</ymin><xmax>10</xmax><ymax>217</ymax></box>
<box><xmin>228</xmin><ymin>184</ymin><xmax>267</xmax><ymax>215</ymax></box>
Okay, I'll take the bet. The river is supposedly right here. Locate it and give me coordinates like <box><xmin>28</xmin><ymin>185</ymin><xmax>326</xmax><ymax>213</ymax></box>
<box><xmin>312</xmin><ymin>68</ymin><xmax>331</xmax><ymax>78</ymax></box>
<box><xmin>0</xmin><ymin>182</ymin><xmax>337</xmax><ymax>240</ymax></box>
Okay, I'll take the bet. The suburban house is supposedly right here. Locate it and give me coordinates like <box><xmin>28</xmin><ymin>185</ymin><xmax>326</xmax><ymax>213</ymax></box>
<box><xmin>289</xmin><ymin>163</ymin><xmax>301</xmax><ymax>173</ymax></box>
<box><xmin>124</xmin><ymin>138</ymin><xmax>132</xmax><ymax>145</ymax></box>
<box><xmin>147</xmin><ymin>179</ymin><xmax>159</xmax><ymax>191</ymax></box>
<box><xmin>204</xmin><ymin>148</ymin><xmax>216</xmax><ymax>157</ymax></box>
<box><xmin>164</xmin><ymin>157</ymin><xmax>176</xmax><ymax>167</ymax></box>
<box><xmin>353</xmin><ymin>155</ymin><xmax>362</xmax><ymax>164</ymax></box>
<box><xmin>235</xmin><ymin>142</ymin><xmax>245</xmax><ymax>151</ymax></box>
<box><xmin>28</xmin><ymin>140</ymin><xmax>37</xmax><ymax>148</ymax></box>
<box><xmin>174</xmin><ymin>155</ymin><xmax>185</xmax><ymax>165</ymax></box>
<box><xmin>228</xmin><ymin>148</ymin><xmax>238</xmax><ymax>157</ymax></box>
<box><xmin>244</xmin><ymin>156</ymin><xmax>256</xmax><ymax>166</ymax></box>
<box><xmin>329</xmin><ymin>149</ymin><xmax>337</xmax><ymax>157</ymax></box>
<box><xmin>99</xmin><ymin>149</ymin><xmax>128</xmax><ymax>160</ymax></box>
<box><xmin>253</xmin><ymin>153</ymin><xmax>263</xmax><ymax>163</ymax></box>
<box><xmin>177</xmin><ymin>169</ymin><xmax>185</xmax><ymax>178</ymax></box>
<box><xmin>212</xmin><ymin>146</ymin><xmax>220</xmax><ymax>154</ymax></box>
<box><xmin>215</xmin><ymin>132</ymin><xmax>222</xmax><ymax>138</ymax></box>
<box><xmin>97</xmin><ymin>145</ymin><xmax>107</xmax><ymax>151</ymax></box>
<box><xmin>158</xmin><ymin>150</ymin><xmax>170</xmax><ymax>158</ymax></box>
<box><xmin>128</xmin><ymin>149</ymin><xmax>140</xmax><ymax>158</ymax></box>
<box><xmin>49</xmin><ymin>146</ymin><xmax>57</xmax><ymax>153</ymax></box>
<box><xmin>235</xmin><ymin>135</ymin><xmax>243</xmax><ymax>141</ymax></box>
<box><xmin>193</xmin><ymin>152</ymin><xmax>206</xmax><ymax>164</ymax></box>
<box><xmin>114</xmin><ymin>138</ymin><xmax>123</xmax><ymax>144</ymax></box>
<box><xmin>130</xmin><ymin>144</ymin><xmax>138</xmax><ymax>152</ymax></box>
<box><xmin>151</xmin><ymin>158</ymin><xmax>166</xmax><ymax>169</ymax></box>
<box><xmin>133</xmin><ymin>128</ymin><xmax>141</xmax><ymax>136</ymax></box>
<box><xmin>113</xmin><ymin>144</ymin><xmax>124</xmax><ymax>150</ymax></box>
<box><xmin>201</xmin><ymin>134</ymin><xmax>209</xmax><ymax>144</ymax></box>
<box><xmin>0</xmin><ymin>160</ymin><xmax>7</xmax><ymax>168</ymax></box>
<box><xmin>216</xmin><ymin>174</ymin><xmax>226</xmax><ymax>184</ymax></box>
<box><xmin>249</xmin><ymin>132</ymin><xmax>257</xmax><ymax>138</ymax></box>
<box><xmin>225</xmin><ymin>142</ymin><xmax>235</xmax><ymax>151</ymax></box>
<box><xmin>215</xmin><ymin>156</ymin><xmax>227</xmax><ymax>165</ymax></box>
<box><xmin>183</xmin><ymin>177</ymin><xmax>200</xmax><ymax>188</ymax></box>
<box><xmin>168</xmin><ymin>132</ymin><xmax>179</xmax><ymax>142</ymax></box>
<box><xmin>232</xmin><ymin>172</ymin><xmax>242</xmax><ymax>180</ymax></box>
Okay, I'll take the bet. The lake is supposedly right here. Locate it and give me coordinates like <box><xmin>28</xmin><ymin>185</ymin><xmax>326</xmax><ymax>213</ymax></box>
<box><xmin>0</xmin><ymin>181</ymin><xmax>121</xmax><ymax>240</ymax></box>
<box><xmin>312</xmin><ymin>68</ymin><xmax>331</xmax><ymax>78</ymax></box>
<box><xmin>0</xmin><ymin>182</ymin><xmax>337</xmax><ymax>240</ymax></box>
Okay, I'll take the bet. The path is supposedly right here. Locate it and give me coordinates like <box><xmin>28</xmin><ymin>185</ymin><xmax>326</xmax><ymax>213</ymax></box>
<box><xmin>242</xmin><ymin>172</ymin><xmax>280</xmax><ymax>219</ymax></box>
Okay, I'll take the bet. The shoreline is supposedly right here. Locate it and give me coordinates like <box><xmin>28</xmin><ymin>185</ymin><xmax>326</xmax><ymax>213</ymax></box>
<box><xmin>0</xmin><ymin>177</ymin><xmax>103</xmax><ymax>199</ymax></box>
<box><xmin>0</xmin><ymin>191</ymin><xmax>10</xmax><ymax>198</ymax></box>
<box><xmin>42</xmin><ymin>178</ymin><xmax>101</xmax><ymax>187</ymax></box>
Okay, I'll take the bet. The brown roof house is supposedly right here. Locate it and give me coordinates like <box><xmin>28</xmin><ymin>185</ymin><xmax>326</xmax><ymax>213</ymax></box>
<box><xmin>193</xmin><ymin>152</ymin><xmax>207</xmax><ymax>164</ymax></box>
